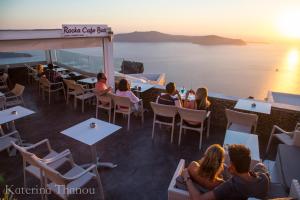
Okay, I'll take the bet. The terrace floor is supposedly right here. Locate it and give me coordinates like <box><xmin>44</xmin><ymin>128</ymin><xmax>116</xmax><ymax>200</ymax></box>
<box><xmin>0</xmin><ymin>85</ymin><xmax>275</xmax><ymax>200</ymax></box>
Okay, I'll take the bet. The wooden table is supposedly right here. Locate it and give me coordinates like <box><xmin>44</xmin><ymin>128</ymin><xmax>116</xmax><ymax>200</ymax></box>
<box><xmin>61</xmin><ymin>118</ymin><xmax>121</xmax><ymax>168</ymax></box>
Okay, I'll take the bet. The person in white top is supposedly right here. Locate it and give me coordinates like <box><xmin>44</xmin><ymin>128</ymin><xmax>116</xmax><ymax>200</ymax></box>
<box><xmin>116</xmin><ymin>79</ymin><xmax>140</xmax><ymax>111</ymax></box>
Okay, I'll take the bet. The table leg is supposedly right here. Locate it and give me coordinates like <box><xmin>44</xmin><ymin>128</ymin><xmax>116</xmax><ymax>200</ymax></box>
<box><xmin>81</xmin><ymin>145</ymin><xmax>117</xmax><ymax>169</ymax></box>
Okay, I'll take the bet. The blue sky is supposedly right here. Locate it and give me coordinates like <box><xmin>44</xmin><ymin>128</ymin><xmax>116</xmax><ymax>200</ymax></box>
<box><xmin>1</xmin><ymin>0</ymin><xmax>300</xmax><ymax>41</ymax></box>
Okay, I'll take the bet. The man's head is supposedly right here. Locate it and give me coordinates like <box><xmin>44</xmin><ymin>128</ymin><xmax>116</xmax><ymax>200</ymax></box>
<box><xmin>165</xmin><ymin>82</ymin><xmax>176</xmax><ymax>95</ymax></box>
<box><xmin>47</xmin><ymin>64</ymin><xmax>54</xmax><ymax>70</ymax></box>
<box><xmin>97</xmin><ymin>72</ymin><xmax>107</xmax><ymax>82</ymax></box>
<box><xmin>228</xmin><ymin>144</ymin><xmax>251</xmax><ymax>174</ymax></box>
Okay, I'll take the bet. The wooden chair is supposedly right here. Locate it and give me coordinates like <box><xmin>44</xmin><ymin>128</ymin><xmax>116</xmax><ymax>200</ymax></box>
<box><xmin>95</xmin><ymin>92</ymin><xmax>113</xmax><ymax>122</ymax></box>
<box><xmin>150</xmin><ymin>102</ymin><xmax>177</xmax><ymax>143</ymax></box>
<box><xmin>40</xmin><ymin>77</ymin><xmax>66</xmax><ymax>104</ymax></box>
<box><xmin>5</xmin><ymin>83</ymin><xmax>25</xmax><ymax>107</ymax></box>
<box><xmin>63</xmin><ymin>79</ymin><xmax>77</xmax><ymax>105</ymax></box>
<box><xmin>266</xmin><ymin>122</ymin><xmax>300</xmax><ymax>154</ymax></box>
<box><xmin>177</xmin><ymin>107</ymin><xmax>211</xmax><ymax>150</ymax></box>
<box><xmin>225</xmin><ymin>109</ymin><xmax>258</xmax><ymax>133</ymax></box>
<box><xmin>112</xmin><ymin>94</ymin><xmax>144</xmax><ymax>131</ymax></box>
<box><xmin>73</xmin><ymin>84</ymin><xmax>95</xmax><ymax>112</ymax></box>
<box><xmin>11</xmin><ymin>139</ymin><xmax>70</xmax><ymax>188</ymax></box>
<box><xmin>39</xmin><ymin>150</ymin><xmax>104</xmax><ymax>200</ymax></box>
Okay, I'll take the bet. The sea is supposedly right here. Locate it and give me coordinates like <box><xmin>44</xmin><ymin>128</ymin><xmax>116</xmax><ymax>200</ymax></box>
<box><xmin>1</xmin><ymin>42</ymin><xmax>299</xmax><ymax>100</ymax></box>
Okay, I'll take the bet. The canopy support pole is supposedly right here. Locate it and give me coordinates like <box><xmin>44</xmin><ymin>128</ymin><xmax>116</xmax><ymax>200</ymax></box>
<box><xmin>102</xmin><ymin>37</ymin><xmax>114</xmax><ymax>89</ymax></box>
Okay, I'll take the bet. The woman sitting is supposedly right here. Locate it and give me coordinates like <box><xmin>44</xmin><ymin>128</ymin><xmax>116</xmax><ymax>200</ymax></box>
<box><xmin>187</xmin><ymin>144</ymin><xmax>225</xmax><ymax>190</ymax></box>
<box><xmin>185</xmin><ymin>87</ymin><xmax>211</xmax><ymax>110</ymax></box>
<box><xmin>116</xmin><ymin>79</ymin><xmax>140</xmax><ymax>111</ymax></box>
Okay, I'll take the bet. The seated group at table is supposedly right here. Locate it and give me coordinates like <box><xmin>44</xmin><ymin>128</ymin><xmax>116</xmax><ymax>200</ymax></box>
<box><xmin>181</xmin><ymin>144</ymin><xmax>270</xmax><ymax>200</ymax></box>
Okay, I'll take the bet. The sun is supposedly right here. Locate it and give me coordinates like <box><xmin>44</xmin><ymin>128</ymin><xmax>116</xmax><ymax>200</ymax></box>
<box><xmin>278</xmin><ymin>11</ymin><xmax>300</xmax><ymax>39</ymax></box>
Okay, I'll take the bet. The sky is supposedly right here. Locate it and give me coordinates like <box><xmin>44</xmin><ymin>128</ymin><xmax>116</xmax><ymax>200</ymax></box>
<box><xmin>1</xmin><ymin>0</ymin><xmax>300</xmax><ymax>42</ymax></box>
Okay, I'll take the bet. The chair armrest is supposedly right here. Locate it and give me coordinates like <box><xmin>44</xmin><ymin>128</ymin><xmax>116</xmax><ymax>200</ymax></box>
<box><xmin>49</xmin><ymin>82</ymin><xmax>63</xmax><ymax>86</ymax></box>
<box><xmin>42</xmin><ymin>149</ymin><xmax>71</xmax><ymax>164</ymax></box>
<box><xmin>5</xmin><ymin>95</ymin><xmax>17</xmax><ymax>100</ymax></box>
<box><xmin>84</xmin><ymin>88</ymin><xmax>95</xmax><ymax>93</ymax></box>
<box><xmin>272</xmin><ymin>125</ymin><xmax>292</xmax><ymax>135</ymax></box>
<box><xmin>206</xmin><ymin>111</ymin><xmax>211</xmax><ymax>119</ymax></box>
<box><xmin>1</xmin><ymin>130</ymin><xmax>19</xmax><ymax>139</ymax></box>
<box><xmin>64</xmin><ymin>164</ymin><xmax>97</xmax><ymax>181</ymax></box>
<box><xmin>24</xmin><ymin>139</ymin><xmax>52</xmax><ymax>151</ymax></box>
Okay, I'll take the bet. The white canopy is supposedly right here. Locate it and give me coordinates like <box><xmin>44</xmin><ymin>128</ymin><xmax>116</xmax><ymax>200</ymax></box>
<box><xmin>0</xmin><ymin>27</ymin><xmax>115</xmax><ymax>87</ymax></box>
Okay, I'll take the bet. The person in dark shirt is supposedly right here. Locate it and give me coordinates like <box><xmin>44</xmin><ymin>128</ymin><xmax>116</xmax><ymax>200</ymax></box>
<box><xmin>44</xmin><ymin>64</ymin><xmax>62</xmax><ymax>83</ymax></box>
<box><xmin>156</xmin><ymin>82</ymin><xmax>182</xmax><ymax>122</ymax></box>
<box><xmin>182</xmin><ymin>144</ymin><xmax>270</xmax><ymax>200</ymax></box>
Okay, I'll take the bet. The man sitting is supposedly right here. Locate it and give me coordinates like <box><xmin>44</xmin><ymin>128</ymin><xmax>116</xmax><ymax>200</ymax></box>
<box><xmin>182</xmin><ymin>144</ymin><xmax>270</xmax><ymax>200</ymax></box>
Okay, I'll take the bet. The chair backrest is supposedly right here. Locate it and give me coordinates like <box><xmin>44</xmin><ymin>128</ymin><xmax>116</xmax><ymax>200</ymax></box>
<box><xmin>40</xmin><ymin>76</ymin><xmax>50</xmax><ymax>87</ymax></box>
<box><xmin>178</xmin><ymin>107</ymin><xmax>207</xmax><ymax>123</ymax></box>
<box><xmin>63</xmin><ymin>79</ymin><xmax>76</xmax><ymax>91</ymax></box>
<box><xmin>73</xmin><ymin>84</ymin><xmax>85</xmax><ymax>95</ymax></box>
<box><xmin>225</xmin><ymin>109</ymin><xmax>258</xmax><ymax>131</ymax></box>
<box><xmin>292</xmin><ymin>131</ymin><xmax>300</xmax><ymax>147</ymax></box>
<box><xmin>11</xmin><ymin>83</ymin><xmax>25</xmax><ymax>96</ymax></box>
<box><xmin>11</xmin><ymin>142</ymin><xmax>42</xmax><ymax>169</ymax></box>
<box><xmin>96</xmin><ymin>93</ymin><xmax>112</xmax><ymax>106</ymax></box>
<box><xmin>150</xmin><ymin>102</ymin><xmax>178</xmax><ymax>118</ymax></box>
<box><xmin>111</xmin><ymin>93</ymin><xmax>132</xmax><ymax>108</ymax></box>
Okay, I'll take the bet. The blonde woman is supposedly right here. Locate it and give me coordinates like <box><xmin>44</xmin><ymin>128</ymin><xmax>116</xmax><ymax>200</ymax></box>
<box><xmin>187</xmin><ymin>144</ymin><xmax>225</xmax><ymax>190</ymax></box>
<box><xmin>185</xmin><ymin>87</ymin><xmax>211</xmax><ymax>110</ymax></box>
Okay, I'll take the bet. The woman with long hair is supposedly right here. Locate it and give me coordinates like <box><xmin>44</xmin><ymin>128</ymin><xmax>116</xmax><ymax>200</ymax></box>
<box><xmin>187</xmin><ymin>144</ymin><xmax>225</xmax><ymax>189</ymax></box>
<box><xmin>184</xmin><ymin>87</ymin><xmax>211</xmax><ymax>110</ymax></box>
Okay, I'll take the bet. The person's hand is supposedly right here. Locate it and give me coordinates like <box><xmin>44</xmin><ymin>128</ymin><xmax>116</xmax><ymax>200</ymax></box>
<box><xmin>182</xmin><ymin>169</ymin><xmax>191</xmax><ymax>182</ymax></box>
<box><xmin>108</xmin><ymin>86</ymin><xmax>113</xmax><ymax>91</ymax></box>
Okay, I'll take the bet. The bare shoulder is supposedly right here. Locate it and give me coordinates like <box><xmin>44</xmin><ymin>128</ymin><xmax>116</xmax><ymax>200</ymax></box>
<box><xmin>188</xmin><ymin>161</ymin><xmax>200</xmax><ymax>171</ymax></box>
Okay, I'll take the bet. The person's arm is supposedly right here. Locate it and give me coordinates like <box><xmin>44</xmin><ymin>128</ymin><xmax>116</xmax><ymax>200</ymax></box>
<box><xmin>129</xmin><ymin>91</ymin><xmax>140</xmax><ymax>103</ymax></box>
<box><xmin>183</xmin><ymin>169</ymin><xmax>216</xmax><ymax>200</ymax></box>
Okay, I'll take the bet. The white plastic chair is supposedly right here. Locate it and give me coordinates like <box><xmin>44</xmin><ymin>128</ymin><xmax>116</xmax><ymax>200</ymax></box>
<box><xmin>73</xmin><ymin>84</ymin><xmax>95</xmax><ymax>112</ymax></box>
<box><xmin>225</xmin><ymin>109</ymin><xmax>258</xmax><ymax>133</ymax></box>
<box><xmin>168</xmin><ymin>159</ymin><xmax>189</xmax><ymax>200</ymax></box>
<box><xmin>95</xmin><ymin>92</ymin><xmax>113</xmax><ymax>122</ymax></box>
<box><xmin>40</xmin><ymin>150</ymin><xmax>104</xmax><ymax>200</ymax></box>
<box><xmin>40</xmin><ymin>77</ymin><xmax>66</xmax><ymax>104</ymax></box>
<box><xmin>112</xmin><ymin>94</ymin><xmax>144</xmax><ymax>131</ymax></box>
<box><xmin>11</xmin><ymin>139</ymin><xmax>70</xmax><ymax>188</ymax></box>
<box><xmin>177</xmin><ymin>107</ymin><xmax>211</xmax><ymax>150</ymax></box>
<box><xmin>266</xmin><ymin>123</ymin><xmax>300</xmax><ymax>154</ymax></box>
<box><xmin>150</xmin><ymin>102</ymin><xmax>177</xmax><ymax>143</ymax></box>
<box><xmin>5</xmin><ymin>83</ymin><xmax>25</xmax><ymax>107</ymax></box>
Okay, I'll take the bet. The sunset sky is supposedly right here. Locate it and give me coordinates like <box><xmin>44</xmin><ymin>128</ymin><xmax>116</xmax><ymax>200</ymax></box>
<box><xmin>1</xmin><ymin>0</ymin><xmax>300</xmax><ymax>42</ymax></box>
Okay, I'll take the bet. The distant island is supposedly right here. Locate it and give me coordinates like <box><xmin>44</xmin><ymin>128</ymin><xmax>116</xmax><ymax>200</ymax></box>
<box><xmin>115</xmin><ymin>31</ymin><xmax>246</xmax><ymax>46</ymax></box>
<box><xmin>0</xmin><ymin>52</ymin><xmax>32</xmax><ymax>58</ymax></box>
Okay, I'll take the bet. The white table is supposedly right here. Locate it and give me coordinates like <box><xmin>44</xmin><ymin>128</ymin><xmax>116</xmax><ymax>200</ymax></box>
<box><xmin>0</xmin><ymin>106</ymin><xmax>35</xmax><ymax>129</ymax></box>
<box><xmin>0</xmin><ymin>106</ymin><xmax>35</xmax><ymax>146</ymax></box>
<box><xmin>131</xmin><ymin>82</ymin><xmax>154</xmax><ymax>93</ymax></box>
<box><xmin>223</xmin><ymin>130</ymin><xmax>260</xmax><ymax>168</ymax></box>
<box><xmin>234</xmin><ymin>99</ymin><xmax>271</xmax><ymax>114</ymax></box>
<box><xmin>61</xmin><ymin>118</ymin><xmax>121</xmax><ymax>168</ymax></box>
<box><xmin>78</xmin><ymin>77</ymin><xmax>97</xmax><ymax>85</ymax></box>
<box><xmin>53</xmin><ymin>67</ymin><xmax>68</xmax><ymax>72</ymax></box>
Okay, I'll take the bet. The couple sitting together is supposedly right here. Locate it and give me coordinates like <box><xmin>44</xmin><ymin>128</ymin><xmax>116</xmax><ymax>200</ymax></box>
<box><xmin>157</xmin><ymin>82</ymin><xmax>211</xmax><ymax>110</ymax></box>
<box><xmin>95</xmin><ymin>72</ymin><xmax>141</xmax><ymax>111</ymax></box>
<box><xmin>180</xmin><ymin>144</ymin><xmax>270</xmax><ymax>200</ymax></box>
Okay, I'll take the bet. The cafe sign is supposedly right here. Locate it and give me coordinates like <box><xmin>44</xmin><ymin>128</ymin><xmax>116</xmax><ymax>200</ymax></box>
<box><xmin>62</xmin><ymin>24</ymin><xmax>109</xmax><ymax>37</ymax></box>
